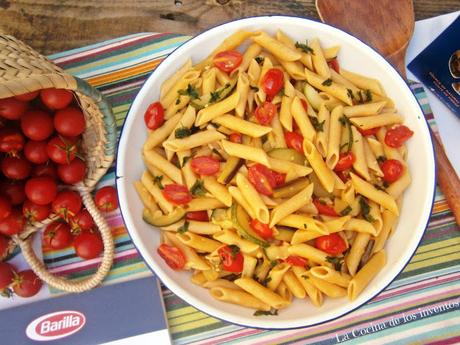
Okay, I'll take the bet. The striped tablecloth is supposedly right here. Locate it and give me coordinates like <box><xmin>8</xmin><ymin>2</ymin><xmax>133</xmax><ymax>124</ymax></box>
<box><xmin>47</xmin><ymin>33</ymin><xmax>460</xmax><ymax>344</ymax></box>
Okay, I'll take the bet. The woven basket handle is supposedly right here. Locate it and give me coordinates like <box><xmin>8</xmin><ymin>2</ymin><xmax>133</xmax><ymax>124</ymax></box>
<box><xmin>16</xmin><ymin>186</ymin><xmax>114</xmax><ymax>293</ymax></box>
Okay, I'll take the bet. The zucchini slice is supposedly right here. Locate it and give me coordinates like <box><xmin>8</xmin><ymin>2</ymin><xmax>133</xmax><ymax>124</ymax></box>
<box><xmin>273</xmin><ymin>177</ymin><xmax>311</xmax><ymax>199</ymax></box>
<box><xmin>231</xmin><ymin>204</ymin><xmax>268</xmax><ymax>247</ymax></box>
<box><xmin>268</xmin><ymin>148</ymin><xmax>306</xmax><ymax>165</ymax></box>
<box><xmin>142</xmin><ymin>207</ymin><xmax>186</xmax><ymax>227</ymax></box>
<box><xmin>217</xmin><ymin>156</ymin><xmax>244</xmax><ymax>184</ymax></box>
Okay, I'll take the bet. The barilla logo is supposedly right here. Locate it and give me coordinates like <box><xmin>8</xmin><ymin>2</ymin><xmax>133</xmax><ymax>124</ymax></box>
<box><xmin>26</xmin><ymin>310</ymin><xmax>86</xmax><ymax>341</ymax></box>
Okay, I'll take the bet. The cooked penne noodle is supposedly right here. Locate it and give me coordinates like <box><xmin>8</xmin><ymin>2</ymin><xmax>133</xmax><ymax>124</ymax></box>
<box><xmin>326</xmin><ymin>105</ymin><xmax>343</xmax><ymax>169</ymax></box>
<box><xmin>195</xmin><ymin>92</ymin><xmax>240</xmax><ymax>126</ymax></box>
<box><xmin>288</xmin><ymin>244</ymin><xmax>331</xmax><ymax>266</ymax></box>
<box><xmin>310</xmin><ymin>38</ymin><xmax>331</xmax><ymax>78</ymax></box>
<box><xmin>307</xmin><ymin>273</ymin><xmax>347</xmax><ymax>298</ymax></box>
<box><xmin>144</xmin><ymin>113</ymin><xmax>182</xmax><ymax>150</ymax></box>
<box><xmin>252</xmin><ymin>31</ymin><xmax>302</xmax><ymax>62</ymax></box>
<box><xmin>292</xmin><ymin>266</ymin><xmax>323</xmax><ymax>306</ymax></box>
<box><xmin>212</xmin><ymin>115</ymin><xmax>272</xmax><ymax>137</ymax></box>
<box><xmin>221</xmin><ymin>140</ymin><xmax>271</xmax><ymax>166</ymax></box>
<box><xmin>202</xmin><ymin>176</ymin><xmax>232</xmax><ymax>207</ymax></box>
<box><xmin>291</xmin><ymin>96</ymin><xmax>316</xmax><ymax>142</ymax></box>
<box><xmin>236</xmin><ymin>173</ymin><xmax>270</xmax><ymax>223</ymax></box>
<box><xmin>164</xmin><ymin>232</ymin><xmax>210</xmax><ymax>270</ymax></box>
<box><xmin>304</xmin><ymin>139</ymin><xmax>336</xmax><ymax>193</ymax></box>
<box><xmin>304</xmin><ymin>68</ymin><xmax>353</xmax><ymax>105</ymax></box>
<box><xmin>350</xmin><ymin>113</ymin><xmax>404</xmax><ymax>130</ymax></box>
<box><xmin>163</xmin><ymin>130</ymin><xmax>226</xmax><ymax>152</ymax></box>
<box><xmin>310</xmin><ymin>266</ymin><xmax>351</xmax><ymax>288</ymax></box>
<box><xmin>234</xmin><ymin>277</ymin><xmax>289</xmax><ymax>309</ymax></box>
<box><xmin>283</xmin><ymin>270</ymin><xmax>306</xmax><ymax>299</ymax></box>
<box><xmin>343</xmin><ymin>101</ymin><xmax>387</xmax><ymax>117</ymax></box>
<box><xmin>267</xmin><ymin>262</ymin><xmax>291</xmax><ymax>291</ymax></box>
<box><xmin>270</xmin><ymin>184</ymin><xmax>313</xmax><ymax>227</ymax></box>
<box><xmin>176</xmin><ymin>232</ymin><xmax>222</xmax><ymax>253</ymax></box>
<box><xmin>351</xmin><ymin>126</ymin><xmax>371</xmax><ymax>181</ymax></box>
<box><xmin>340</xmin><ymin>68</ymin><xmax>384</xmax><ymax>96</ymax></box>
<box><xmin>348</xmin><ymin>251</ymin><xmax>386</xmax><ymax>300</ymax></box>
<box><xmin>213</xmin><ymin>229</ymin><xmax>259</xmax><ymax>254</ymax></box>
<box><xmin>210</xmin><ymin>287</ymin><xmax>271</xmax><ymax>311</ymax></box>
<box><xmin>278</xmin><ymin>214</ymin><xmax>329</xmax><ymax>234</ymax></box>
<box><xmin>161</xmin><ymin>220</ymin><xmax>222</xmax><ymax>235</ymax></box>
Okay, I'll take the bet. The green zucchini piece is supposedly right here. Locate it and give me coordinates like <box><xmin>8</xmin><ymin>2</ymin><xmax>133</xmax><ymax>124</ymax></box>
<box><xmin>231</xmin><ymin>204</ymin><xmax>268</xmax><ymax>247</ymax></box>
<box><xmin>190</xmin><ymin>77</ymin><xmax>238</xmax><ymax>110</ymax></box>
<box><xmin>268</xmin><ymin>148</ymin><xmax>305</xmax><ymax>165</ymax></box>
<box><xmin>142</xmin><ymin>207</ymin><xmax>186</xmax><ymax>227</ymax></box>
<box><xmin>217</xmin><ymin>156</ymin><xmax>244</xmax><ymax>184</ymax></box>
<box><xmin>211</xmin><ymin>208</ymin><xmax>233</xmax><ymax>229</ymax></box>
<box><xmin>272</xmin><ymin>177</ymin><xmax>311</xmax><ymax>199</ymax></box>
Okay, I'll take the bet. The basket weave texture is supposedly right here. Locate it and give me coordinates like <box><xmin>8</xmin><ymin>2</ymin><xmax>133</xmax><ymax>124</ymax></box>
<box><xmin>0</xmin><ymin>35</ymin><xmax>117</xmax><ymax>293</ymax></box>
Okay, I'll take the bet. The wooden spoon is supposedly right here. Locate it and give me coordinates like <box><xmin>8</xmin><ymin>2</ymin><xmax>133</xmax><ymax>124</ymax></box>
<box><xmin>316</xmin><ymin>0</ymin><xmax>460</xmax><ymax>226</ymax></box>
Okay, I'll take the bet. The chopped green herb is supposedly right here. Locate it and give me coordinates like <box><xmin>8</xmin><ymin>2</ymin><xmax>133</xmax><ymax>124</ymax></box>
<box><xmin>318</xmin><ymin>199</ymin><xmax>327</xmax><ymax>205</ymax></box>
<box><xmin>295</xmin><ymin>41</ymin><xmax>314</xmax><ymax>54</ymax></box>
<box><xmin>303</xmin><ymin>223</ymin><xmax>308</xmax><ymax>229</ymax></box>
<box><xmin>376</xmin><ymin>155</ymin><xmax>386</xmax><ymax>164</ymax></box>
<box><xmin>178</xmin><ymin>221</ymin><xmax>190</xmax><ymax>234</ymax></box>
<box><xmin>261</xmin><ymin>276</ymin><xmax>272</xmax><ymax>286</ymax></box>
<box><xmin>223</xmin><ymin>273</ymin><xmax>241</xmax><ymax>281</ymax></box>
<box><xmin>364</xmin><ymin>89</ymin><xmax>372</xmax><ymax>102</ymax></box>
<box><xmin>347</xmin><ymin>88</ymin><xmax>354</xmax><ymax>100</ymax></box>
<box><xmin>359</xmin><ymin>197</ymin><xmax>376</xmax><ymax>222</ymax></box>
<box><xmin>340</xmin><ymin>206</ymin><xmax>352</xmax><ymax>216</ymax></box>
<box><xmin>278</xmin><ymin>87</ymin><xmax>285</xmax><ymax>97</ymax></box>
<box><xmin>190</xmin><ymin>179</ymin><xmax>207</xmax><ymax>196</ymax></box>
<box><xmin>358</xmin><ymin>91</ymin><xmax>364</xmax><ymax>104</ymax></box>
<box><xmin>181</xmin><ymin>156</ymin><xmax>191</xmax><ymax>167</ymax></box>
<box><xmin>178</xmin><ymin>84</ymin><xmax>200</xmax><ymax>100</ymax></box>
<box><xmin>301</xmin><ymin>274</ymin><xmax>309</xmax><ymax>280</ymax></box>
<box><xmin>175</xmin><ymin>98</ymin><xmax>181</xmax><ymax>105</ymax></box>
<box><xmin>153</xmin><ymin>175</ymin><xmax>164</xmax><ymax>189</ymax></box>
<box><xmin>310</xmin><ymin>116</ymin><xmax>325</xmax><ymax>132</ymax></box>
<box><xmin>383</xmin><ymin>181</ymin><xmax>389</xmax><ymax>188</ymax></box>
<box><xmin>270</xmin><ymin>260</ymin><xmax>279</xmax><ymax>268</ymax></box>
<box><xmin>175</xmin><ymin>127</ymin><xmax>192</xmax><ymax>138</ymax></box>
<box><xmin>250</xmin><ymin>85</ymin><xmax>259</xmax><ymax>91</ymax></box>
<box><xmin>209</xmin><ymin>91</ymin><xmax>221</xmax><ymax>104</ymax></box>
<box><xmin>339</xmin><ymin>116</ymin><xmax>353</xmax><ymax>152</ymax></box>
<box><xmin>374</xmin><ymin>184</ymin><xmax>386</xmax><ymax>191</ymax></box>
<box><xmin>255</xmin><ymin>56</ymin><xmax>265</xmax><ymax>64</ymax></box>
<box><xmin>229</xmin><ymin>244</ymin><xmax>240</xmax><ymax>257</ymax></box>
<box><xmin>340</xmin><ymin>142</ymin><xmax>349</xmax><ymax>151</ymax></box>
<box><xmin>254</xmin><ymin>309</ymin><xmax>278</xmax><ymax>316</ymax></box>
<box><xmin>322</xmin><ymin>78</ymin><xmax>333</xmax><ymax>86</ymax></box>
<box><xmin>326</xmin><ymin>256</ymin><xmax>344</xmax><ymax>271</ymax></box>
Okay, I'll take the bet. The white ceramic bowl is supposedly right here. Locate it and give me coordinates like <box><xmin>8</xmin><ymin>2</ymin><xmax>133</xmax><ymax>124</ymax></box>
<box><xmin>116</xmin><ymin>16</ymin><xmax>435</xmax><ymax>329</ymax></box>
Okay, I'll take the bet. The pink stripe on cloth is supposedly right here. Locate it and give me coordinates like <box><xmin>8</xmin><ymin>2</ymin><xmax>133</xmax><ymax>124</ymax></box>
<box><xmin>426</xmin><ymin>335</ymin><xmax>460</xmax><ymax>345</ymax></box>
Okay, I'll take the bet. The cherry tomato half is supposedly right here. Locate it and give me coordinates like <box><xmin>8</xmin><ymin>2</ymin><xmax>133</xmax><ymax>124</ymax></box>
<box><xmin>249</xmin><ymin>219</ymin><xmax>273</xmax><ymax>239</ymax></box>
<box><xmin>157</xmin><ymin>243</ymin><xmax>186</xmax><ymax>270</ymax></box>
<box><xmin>254</xmin><ymin>101</ymin><xmax>277</xmax><ymax>125</ymax></box>
<box><xmin>285</xmin><ymin>255</ymin><xmax>308</xmax><ymax>267</ymax></box>
<box><xmin>23</xmin><ymin>199</ymin><xmax>50</xmax><ymax>223</ymax></box>
<box><xmin>381</xmin><ymin>159</ymin><xmax>404</xmax><ymax>183</ymax></box>
<box><xmin>12</xmin><ymin>270</ymin><xmax>42</xmax><ymax>297</ymax></box>
<box><xmin>248</xmin><ymin>164</ymin><xmax>276</xmax><ymax>196</ymax></box>
<box><xmin>95</xmin><ymin>186</ymin><xmax>119</xmax><ymax>212</ymax></box>
<box><xmin>0</xmin><ymin>262</ymin><xmax>16</xmax><ymax>289</ymax></box>
<box><xmin>40</xmin><ymin>88</ymin><xmax>74</xmax><ymax>110</ymax></box>
<box><xmin>229</xmin><ymin>132</ymin><xmax>242</xmax><ymax>143</ymax></box>
<box><xmin>0</xmin><ymin>97</ymin><xmax>28</xmax><ymax>120</ymax></box>
<box><xmin>73</xmin><ymin>231</ymin><xmax>103</xmax><ymax>260</ymax></box>
<box><xmin>315</xmin><ymin>233</ymin><xmax>347</xmax><ymax>255</ymax></box>
<box><xmin>162</xmin><ymin>184</ymin><xmax>192</xmax><ymax>205</ymax></box>
<box><xmin>54</xmin><ymin>107</ymin><xmax>86</xmax><ymax>137</ymax></box>
<box><xmin>313</xmin><ymin>198</ymin><xmax>338</xmax><ymax>217</ymax></box>
<box><xmin>21</xmin><ymin>110</ymin><xmax>54</xmax><ymax>141</ymax></box>
<box><xmin>284</xmin><ymin>131</ymin><xmax>304</xmax><ymax>154</ymax></box>
<box><xmin>190</xmin><ymin>156</ymin><xmax>220</xmax><ymax>176</ymax></box>
<box><xmin>272</xmin><ymin>171</ymin><xmax>286</xmax><ymax>188</ymax></box>
<box><xmin>261</xmin><ymin>68</ymin><xmax>284</xmax><ymax>97</ymax></box>
<box><xmin>44</xmin><ymin>221</ymin><xmax>73</xmax><ymax>250</ymax></box>
<box><xmin>327</xmin><ymin>58</ymin><xmax>340</xmax><ymax>73</ymax></box>
<box><xmin>384</xmin><ymin>125</ymin><xmax>414</xmax><ymax>148</ymax></box>
<box><xmin>213</xmin><ymin>50</ymin><xmax>243</xmax><ymax>73</ymax></box>
<box><xmin>334</xmin><ymin>152</ymin><xmax>356</xmax><ymax>172</ymax></box>
<box><xmin>52</xmin><ymin>190</ymin><xmax>82</xmax><ymax>219</ymax></box>
<box><xmin>357</xmin><ymin>126</ymin><xmax>379</xmax><ymax>137</ymax></box>
<box><xmin>0</xmin><ymin>208</ymin><xmax>25</xmax><ymax>236</ymax></box>
<box><xmin>25</xmin><ymin>177</ymin><xmax>58</xmax><ymax>205</ymax></box>
<box><xmin>144</xmin><ymin>102</ymin><xmax>165</xmax><ymax>130</ymax></box>
<box><xmin>218</xmin><ymin>245</ymin><xmax>244</xmax><ymax>273</ymax></box>
<box><xmin>186</xmin><ymin>211</ymin><xmax>209</xmax><ymax>222</ymax></box>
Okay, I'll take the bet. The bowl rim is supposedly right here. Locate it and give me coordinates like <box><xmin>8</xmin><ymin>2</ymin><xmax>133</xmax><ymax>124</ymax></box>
<box><xmin>115</xmin><ymin>14</ymin><xmax>436</xmax><ymax>330</ymax></box>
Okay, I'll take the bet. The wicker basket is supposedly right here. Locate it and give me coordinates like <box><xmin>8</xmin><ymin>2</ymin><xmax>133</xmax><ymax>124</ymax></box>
<box><xmin>0</xmin><ymin>35</ymin><xmax>117</xmax><ymax>293</ymax></box>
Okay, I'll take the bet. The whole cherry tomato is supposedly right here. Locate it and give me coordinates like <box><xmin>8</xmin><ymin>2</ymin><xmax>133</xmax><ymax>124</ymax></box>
<box><xmin>0</xmin><ymin>181</ymin><xmax>26</xmax><ymax>206</ymax></box>
<box><xmin>334</xmin><ymin>152</ymin><xmax>356</xmax><ymax>172</ymax></box>
<box><xmin>313</xmin><ymin>198</ymin><xmax>338</xmax><ymax>217</ymax></box>
<box><xmin>52</xmin><ymin>190</ymin><xmax>82</xmax><ymax>219</ymax></box>
<box><xmin>0</xmin><ymin>128</ymin><xmax>25</xmax><ymax>155</ymax></box>
<box><xmin>357</xmin><ymin>126</ymin><xmax>379</xmax><ymax>137</ymax></box>
<box><xmin>161</xmin><ymin>184</ymin><xmax>192</xmax><ymax>206</ymax></box>
<box><xmin>57</xmin><ymin>158</ymin><xmax>86</xmax><ymax>184</ymax></box>
<box><xmin>20</xmin><ymin>110</ymin><xmax>54</xmax><ymax>141</ymax></box>
<box><xmin>285</xmin><ymin>255</ymin><xmax>308</xmax><ymax>267</ymax></box>
<box><xmin>284</xmin><ymin>131</ymin><xmax>304</xmax><ymax>154</ymax></box>
<box><xmin>144</xmin><ymin>102</ymin><xmax>165</xmax><ymax>130</ymax></box>
<box><xmin>71</xmin><ymin>209</ymin><xmax>95</xmax><ymax>231</ymax></box>
<box><xmin>46</xmin><ymin>136</ymin><xmax>78</xmax><ymax>164</ymax></box>
<box><xmin>248</xmin><ymin>163</ymin><xmax>276</xmax><ymax>196</ymax></box>
<box><xmin>0</xmin><ymin>196</ymin><xmax>12</xmax><ymax>220</ymax></box>
<box><xmin>25</xmin><ymin>177</ymin><xmax>58</xmax><ymax>205</ymax></box>
<box><xmin>381</xmin><ymin>159</ymin><xmax>404</xmax><ymax>183</ymax></box>
<box><xmin>0</xmin><ymin>97</ymin><xmax>28</xmax><ymax>120</ymax></box>
<box><xmin>327</xmin><ymin>58</ymin><xmax>340</xmax><ymax>73</ymax></box>
<box><xmin>40</xmin><ymin>88</ymin><xmax>73</xmax><ymax>110</ymax></box>
<box><xmin>157</xmin><ymin>243</ymin><xmax>186</xmax><ymax>270</ymax></box>
<box><xmin>254</xmin><ymin>101</ymin><xmax>277</xmax><ymax>125</ymax></box>
<box><xmin>0</xmin><ymin>208</ymin><xmax>25</xmax><ymax>236</ymax></box>
<box><xmin>54</xmin><ymin>107</ymin><xmax>86</xmax><ymax>137</ymax></box>
<box><xmin>23</xmin><ymin>199</ymin><xmax>50</xmax><ymax>222</ymax></box>
<box><xmin>186</xmin><ymin>211</ymin><xmax>209</xmax><ymax>222</ymax></box>
<box><xmin>315</xmin><ymin>233</ymin><xmax>347</xmax><ymax>255</ymax></box>
<box><xmin>384</xmin><ymin>125</ymin><xmax>414</xmax><ymax>148</ymax></box>
<box><xmin>74</xmin><ymin>231</ymin><xmax>103</xmax><ymax>260</ymax></box>
<box><xmin>218</xmin><ymin>245</ymin><xmax>244</xmax><ymax>273</ymax></box>
<box><xmin>261</xmin><ymin>68</ymin><xmax>284</xmax><ymax>97</ymax></box>
<box><xmin>24</xmin><ymin>140</ymin><xmax>48</xmax><ymax>164</ymax></box>
<box><xmin>15</xmin><ymin>91</ymin><xmax>39</xmax><ymax>102</ymax></box>
<box><xmin>249</xmin><ymin>219</ymin><xmax>273</xmax><ymax>239</ymax></box>
<box><xmin>229</xmin><ymin>132</ymin><xmax>242</xmax><ymax>143</ymax></box>
<box><xmin>44</xmin><ymin>221</ymin><xmax>73</xmax><ymax>249</ymax></box>
<box><xmin>0</xmin><ymin>262</ymin><xmax>16</xmax><ymax>289</ymax></box>
<box><xmin>12</xmin><ymin>270</ymin><xmax>42</xmax><ymax>297</ymax></box>
<box><xmin>2</xmin><ymin>155</ymin><xmax>32</xmax><ymax>180</ymax></box>
<box><xmin>213</xmin><ymin>50</ymin><xmax>243</xmax><ymax>73</ymax></box>
<box><xmin>95</xmin><ymin>186</ymin><xmax>119</xmax><ymax>211</ymax></box>
<box><xmin>190</xmin><ymin>156</ymin><xmax>220</xmax><ymax>176</ymax></box>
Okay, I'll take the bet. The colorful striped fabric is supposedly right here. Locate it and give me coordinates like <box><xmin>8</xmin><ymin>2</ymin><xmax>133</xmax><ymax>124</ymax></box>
<box><xmin>47</xmin><ymin>33</ymin><xmax>460</xmax><ymax>344</ymax></box>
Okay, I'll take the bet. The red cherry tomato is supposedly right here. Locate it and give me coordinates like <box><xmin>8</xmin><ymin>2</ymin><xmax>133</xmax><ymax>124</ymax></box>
<box><xmin>0</xmin><ymin>196</ymin><xmax>11</xmax><ymax>220</ymax></box>
<box><xmin>57</xmin><ymin>158</ymin><xmax>86</xmax><ymax>184</ymax></box>
<box><xmin>249</xmin><ymin>219</ymin><xmax>273</xmax><ymax>239</ymax></box>
<box><xmin>327</xmin><ymin>58</ymin><xmax>340</xmax><ymax>73</ymax></box>
<box><xmin>25</xmin><ymin>177</ymin><xmax>58</xmax><ymax>205</ymax></box>
<box><xmin>161</xmin><ymin>184</ymin><xmax>192</xmax><ymax>205</ymax></box>
<box><xmin>95</xmin><ymin>186</ymin><xmax>119</xmax><ymax>212</ymax></box>
<box><xmin>218</xmin><ymin>245</ymin><xmax>244</xmax><ymax>272</ymax></box>
<box><xmin>0</xmin><ymin>128</ymin><xmax>25</xmax><ymax>155</ymax></box>
<box><xmin>334</xmin><ymin>152</ymin><xmax>356</xmax><ymax>172</ymax></box>
<box><xmin>46</xmin><ymin>136</ymin><xmax>78</xmax><ymax>164</ymax></box>
<box><xmin>229</xmin><ymin>132</ymin><xmax>242</xmax><ymax>143</ymax></box>
<box><xmin>0</xmin><ymin>97</ymin><xmax>28</xmax><ymax>120</ymax></box>
<box><xmin>271</xmin><ymin>171</ymin><xmax>286</xmax><ymax>187</ymax></box>
<box><xmin>285</xmin><ymin>255</ymin><xmax>308</xmax><ymax>267</ymax></box>
<box><xmin>40</xmin><ymin>88</ymin><xmax>73</xmax><ymax>110</ymax></box>
<box><xmin>384</xmin><ymin>125</ymin><xmax>414</xmax><ymax>148</ymax></box>
<box><xmin>71</xmin><ymin>209</ymin><xmax>95</xmax><ymax>231</ymax></box>
<box><xmin>74</xmin><ymin>231</ymin><xmax>103</xmax><ymax>260</ymax></box>
<box><xmin>301</xmin><ymin>99</ymin><xmax>309</xmax><ymax>111</ymax></box>
<box><xmin>32</xmin><ymin>163</ymin><xmax>58</xmax><ymax>179</ymax></box>
<box><xmin>261</xmin><ymin>68</ymin><xmax>284</xmax><ymax>97</ymax></box>
<box><xmin>43</xmin><ymin>221</ymin><xmax>73</xmax><ymax>249</ymax></box>
<box><xmin>190</xmin><ymin>156</ymin><xmax>220</xmax><ymax>176</ymax></box>
<box><xmin>254</xmin><ymin>101</ymin><xmax>277</xmax><ymax>125</ymax></box>
<box><xmin>186</xmin><ymin>211</ymin><xmax>209</xmax><ymax>222</ymax></box>
<box><xmin>357</xmin><ymin>126</ymin><xmax>379</xmax><ymax>137</ymax></box>
<box><xmin>313</xmin><ymin>198</ymin><xmax>338</xmax><ymax>217</ymax></box>
<box><xmin>23</xmin><ymin>199</ymin><xmax>50</xmax><ymax>222</ymax></box>
<box><xmin>0</xmin><ymin>208</ymin><xmax>25</xmax><ymax>236</ymax></box>
<box><xmin>213</xmin><ymin>50</ymin><xmax>243</xmax><ymax>73</ymax></box>
<box><xmin>336</xmin><ymin>170</ymin><xmax>350</xmax><ymax>183</ymax></box>
<box><xmin>0</xmin><ymin>234</ymin><xmax>11</xmax><ymax>259</ymax></box>
<box><xmin>315</xmin><ymin>233</ymin><xmax>347</xmax><ymax>255</ymax></box>
<box><xmin>54</xmin><ymin>107</ymin><xmax>86</xmax><ymax>137</ymax></box>
<box><xmin>21</xmin><ymin>110</ymin><xmax>54</xmax><ymax>141</ymax></box>
<box><xmin>248</xmin><ymin>164</ymin><xmax>276</xmax><ymax>196</ymax></box>
<box><xmin>157</xmin><ymin>243</ymin><xmax>186</xmax><ymax>270</ymax></box>
<box><xmin>0</xmin><ymin>262</ymin><xmax>16</xmax><ymax>289</ymax></box>
<box><xmin>1</xmin><ymin>181</ymin><xmax>26</xmax><ymax>206</ymax></box>
<box><xmin>15</xmin><ymin>91</ymin><xmax>39</xmax><ymax>102</ymax></box>
<box><xmin>284</xmin><ymin>131</ymin><xmax>304</xmax><ymax>154</ymax></box>
<box><xmin>381</xmin><ymin>159</ymin><xmax>404</xmax><ymax>183</ymax></box>
<box><xmin>2</xmin><ymin>155</ymin><xmax>32</xmax><ymax>180</ymax></box>
<box><xmin>12</xmin><ymin>270</ymin><xmax>43</xmax><ymax>297</ymax></box>
<box><xmin>24</xmin><ymin>140</ymin><xmax>48</xmax><ymax>164</ymax></box>
<box><xmin>144</xmin><ymin>102</ymin><xmax>165</xmax><ymax>130</ymax></box>
<box><xmin>52</xmin><ymin>190</ymin><xmax>82</xmax><ymax>219</ymax></box>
